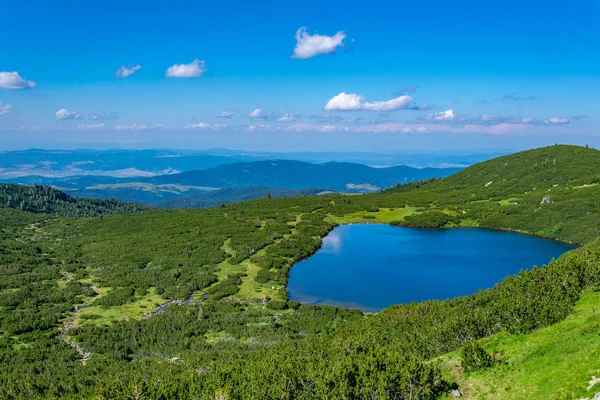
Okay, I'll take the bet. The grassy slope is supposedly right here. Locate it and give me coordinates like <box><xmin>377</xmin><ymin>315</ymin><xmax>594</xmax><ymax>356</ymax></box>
<box><xmin>439</xmin><ymin>291</ymin><xmax>600</xmax><ymax>399</ymax></box>
<box><xmin>423</xmin><ymin>144</ymin><xmax>600</xmax><ymax>196</ymax></box>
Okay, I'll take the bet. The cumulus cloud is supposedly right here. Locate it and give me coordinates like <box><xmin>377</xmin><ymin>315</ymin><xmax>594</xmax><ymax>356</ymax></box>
<box><xmin>277</xmin><ymin>114</ymin><xmax>299</xmax><ymax>122</ymax></box>
<box><xmin>248</xmin><ymin>108</ymin><xmax>270</xmax><ymax>120</ymax></box>
<box><xmin>0</xmin><ymin>102</ymin><xmax>13</xmax><ymax>116</ymax></box>
<box><xmin>291</xmin><ymin>27</ymin><xmax>346</xmax><ymax>59</ymax></box>
<box><xmin>324</xmin><ymin>93</ymin><xmax>363</xmax><ymax>110</ymax></box>
<box><xmin>521</xmin><ymin>117</ymin><xmax>535</xmax><ymax>124</ymax></box>
<box><xmin>218</xmin><ymin>110</ymin><xmax>236</xmax><ymax>118</ymax></box>
<box><xmin>114</xmin><ymin>124</ymin><xmax>169</xmax><ymax>130</ymax></box>
<box><xmin>426</xmin><ymin>109</ymin><xmax>456</xmax><ymax>121</ymax></box>
<box><xmin>184</xmin><ymin>122</ymin><xmax>211</xmax><ymax>129</ymax></box>
<box><xmin>115</xmin><ymin>64</ymin><xmax>141</xmax><ymax>78</ymax></box>
<box><xmin>363</xmin><ymin>96</ymin><xmax>413</xmax><ymax>111</ymax></box>
<box><xmin>0</xmin><ymin>72</ymin><xmax>36</xmax><ymax>89</ymax></box>
<box><xmin>324</xmin><ymin>92</ymin><xmax>413</xmax><ymax>111</ymax></box>
<box><xmin>165</xmin><ymin>59</ymin><xmax>207</xmax><ymax>78</ymax></box>
<box><xmin>55</xmin><ymin>109</ymin><xmax>82</xmax><ymax>120</ymax></box>
<box><xmin>545</xmin><ymin>117</ymin><xmax>570</xmax><ymax>125</ymax></box>
<box><xmin>76</xmin><ymin>123</ymin><xmax>105</xmax><ymax>131</ymax></box>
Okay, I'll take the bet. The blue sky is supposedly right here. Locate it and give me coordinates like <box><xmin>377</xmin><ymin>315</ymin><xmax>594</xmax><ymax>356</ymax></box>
<box><xmin>1</xmin><ymin>0</ymin><xmax>600</xmax><ymax>151</ymax></box>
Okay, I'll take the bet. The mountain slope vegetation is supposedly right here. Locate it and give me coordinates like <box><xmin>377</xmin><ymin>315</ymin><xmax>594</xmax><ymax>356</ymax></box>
<box><xmin>0</xmin><ymin>183</ymin><xmax>151</xmax><ymax>217</ymax></box>
<box><xmin>0</xmin><ymin>145</ymin><xmax>599</xmax><ymax>399</ymax></box>
<box><xmin>153</xmin><ymin>186</ymin><xmax>323</xmax><ymax>209</ymax></box>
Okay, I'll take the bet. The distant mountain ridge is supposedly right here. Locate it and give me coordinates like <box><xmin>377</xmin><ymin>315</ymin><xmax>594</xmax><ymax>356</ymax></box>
<box><xmin>0</xmin><ymin>148</ymin><xmax>499</xmax><ymax>179</ymax></box>
<box><xmin>145</xmin><ymin>159</ymin><xmax>461</xmax><ymax>191</ymax></box>
<box><xmin>3</xmin><ymin>159</ymin><xmax>461</xmax><ymax>206</ymax></box>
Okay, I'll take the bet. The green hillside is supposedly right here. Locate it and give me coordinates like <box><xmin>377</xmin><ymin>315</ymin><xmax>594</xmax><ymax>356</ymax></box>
<box><xmin>1</xmin><ymin>145</ymin><xmax>600</xmax><ymax>399</ymax></box>
<box><xmin>0</xmin><ymin>183</ymin><xmax>152</xmax><ymax>217</ymax></box>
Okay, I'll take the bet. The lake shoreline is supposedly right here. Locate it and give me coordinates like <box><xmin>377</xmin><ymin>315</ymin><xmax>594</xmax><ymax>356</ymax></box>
<box><xmin>287</xmin><ymin>223</ymin><xmax>576</xmax><ymax>312</ymax></box>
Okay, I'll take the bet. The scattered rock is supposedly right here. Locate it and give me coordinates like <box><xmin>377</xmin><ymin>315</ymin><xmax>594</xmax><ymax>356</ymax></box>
<box><xmin>581</xmin><ymin>393</ymin><xmax>600</xmax><ymax>400</ymax></box>
<box><xmin>588</xmin><ymin>376</ymin><xmax>600</xmax><ymax>391</ymax></box>
<box><xmin>540</xmin><ymin>196</ymin><xmax>553</xmax><ymax>205</ymax></box>
<box><xmin>450</xmin><ymin>388</ymin><xmax>463</xmax><ymax>397</ymax></box>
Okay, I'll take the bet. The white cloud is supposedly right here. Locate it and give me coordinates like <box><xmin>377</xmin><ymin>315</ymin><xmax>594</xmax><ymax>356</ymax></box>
<box><xmin>277</xmin><ymin>114</ymin><xmax>299</xmax><ymax>122</ymax></box>
<box><xmin>165</xmin><ymin>59</ymin><xmax>207</xmax><ymax>78</ymax></box>
<box><xmin>213</xmin><ymin>124</ymin><xmax>228</xmax><ymax>130</ymax></box>
<box><xmin>76</xmin><ymin>123</ymin><xmax>105</xmax><ymax>131</ymax></box>
<box><xmin>324</xmin><ymin>92</ymin><xmax>413</xmax><ymax>111</ymax></box>
<box><xmin>248</xmin><ymin>108</ymin><xmax>265</xmax><ymax>119</ymax></box>
<box><xmin>245</xmin><ymin>124</ymin><xmax>280</xmax><ymax>132</ymax></box>
<box><xmin>89</xmin><ymin>112</ymin><xmax>119</xmax><ymax>120</ymax></box>
<box><xmin>0</xmin><ymin>72</ymin><xmax>36</xmax><ymax>89</ymax></box>
<box><xmin>324</xmin><ymin>93</ymin><xmax>363</xmax><ymax>111</ymax></box>
<box><xmin>114</xmin><ymin>124</ymin><xmax>169</xmax><ymax>130</ymax></box>
<box><xmin>291</xmin><ymin>27</ymin><xmax>346</xmax><ymax>59</ymax></box>
<box><xmin>0</xmin><ymin>102</ymin><xmax>13</xmax><ymax>115</ymax></box>
<box><xmin>219</xmin><ymin>111</ymin><xmax>235</xmax><ymax>118</ymax></box>
<box><xmin>55</xmin><ymin>109</ymin><xmax>82</xmax><ymax>120</ymax></box>
<box><xmin>285</xmin><ymin>123</ymin><xmax>337</xmax><ymax>133</ymax></box>
<box><xmin>427</xmin><ymin>109</ymin><xmax>456</xmax><ymax>121</ymax></box>
<box><xmin>362</xmin><ymin>96</ymin><xmax>413</xmax><ymax>111</ymax></box>
<box><xmin>545</xmin><ymin>117</ymin><xmax>570</xmax><ymax>125</ymax></box>
<box><xmin>185</xmin><ymin>122</ymin><xmax>210</xmax><ymax>129</ymax></box>
<box><xmin>115</xmin><ymin>64</ymin><xmax>141</xmax><ymax>78</ymax></box>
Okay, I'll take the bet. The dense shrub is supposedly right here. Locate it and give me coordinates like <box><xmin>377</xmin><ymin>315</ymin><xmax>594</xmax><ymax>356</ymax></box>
<box><xmin>460</xmin><ymin>341</ymin><xmax>495</xmax><ymax>373</ymax></box>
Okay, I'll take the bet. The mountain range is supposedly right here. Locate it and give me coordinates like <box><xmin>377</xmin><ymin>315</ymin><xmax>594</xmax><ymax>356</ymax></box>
<box><xmin>5</xmin><ymin>159</ymin><xmax>460</xmax><ymax>207</ymax></box>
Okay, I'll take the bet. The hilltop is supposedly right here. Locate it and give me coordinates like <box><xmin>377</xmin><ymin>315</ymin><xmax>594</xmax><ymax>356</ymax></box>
<box><xmin>388</xmin><ymin>145</ymin><xmax>600</xmax><ymax>243</ymax></box>
<box><xmin>390</xmin><ymin>144</ymin><xmax>600</xmax><ymax>196</ymax></box>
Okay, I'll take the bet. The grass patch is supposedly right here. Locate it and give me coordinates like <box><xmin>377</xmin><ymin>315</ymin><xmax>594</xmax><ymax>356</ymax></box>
<box><xmin>75</xmin><ymin>288</ymin><xmax>165</xmax><ymax>326</ymax></box>
<box><xmin>327</xmin><ymin>206</ymin><xmax>418</xmax><ymax>224</ymax></box>
<box><xmin>439</xmin><ymin>291</ymin><xmax>600</xmax><ymax>399</ymax></box>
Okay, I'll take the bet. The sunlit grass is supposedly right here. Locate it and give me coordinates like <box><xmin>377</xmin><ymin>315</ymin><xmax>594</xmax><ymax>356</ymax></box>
<box><xmin>439</xmin><ymin>291</ymin><xmax>600</xmax><ymax>399</ymax></box>
<box><xmin>75</xmin><ymin>287</ymin><xmax>165</xmax><ymax>326</ymax></box>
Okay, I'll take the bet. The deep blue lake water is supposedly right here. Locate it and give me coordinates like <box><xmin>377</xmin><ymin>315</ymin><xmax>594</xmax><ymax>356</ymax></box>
<box><xmin>287</xmin><ymin>224</ymin><xmax>577</xmax><ymax>312</ymax></box>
